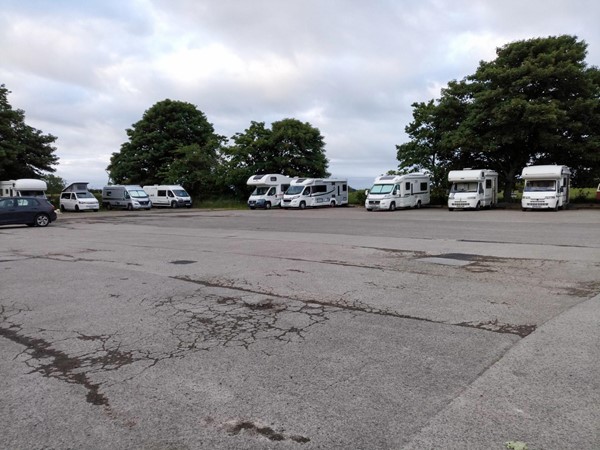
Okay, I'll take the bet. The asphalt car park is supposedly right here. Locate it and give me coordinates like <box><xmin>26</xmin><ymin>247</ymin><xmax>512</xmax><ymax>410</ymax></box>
<box><xmin>0</xmin><ymin>207</ymin><xmax>598</xmax><ymax>449</ymax></box>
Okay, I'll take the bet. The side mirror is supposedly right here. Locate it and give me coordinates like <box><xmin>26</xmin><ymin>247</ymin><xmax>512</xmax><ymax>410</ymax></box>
<box><xmin>364</xmin><ymin>189</ymin><xmax>369</xmax><ymax>195</ymax></box>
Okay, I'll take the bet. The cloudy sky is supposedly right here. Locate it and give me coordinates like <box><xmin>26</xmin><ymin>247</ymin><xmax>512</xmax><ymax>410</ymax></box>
<box><xmin>1</xmin><ymin>0</ymin><xmax>599</xmax><ymax>188</ymax></box>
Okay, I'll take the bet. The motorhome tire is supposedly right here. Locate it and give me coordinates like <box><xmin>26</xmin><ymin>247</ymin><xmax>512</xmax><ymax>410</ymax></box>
<box><xmin>475</xmin><ymin>202</ymin><xmax>481</xmax><ymax>211</ymax></box>
<box><xmin>448</xmin><ymin>208</ymin><xmax>454</xmax><ymax>211</ymax></box>
<box><xmin>105</xmin><ymin>203</ymin><xmax>112</xmax><ymax>210</ymax></box>
<box><xmin>330</xmin><ymin>201</ymin><xmax>336</xmax><ymax>207</ymax></box>
<box><xmin>416</xmin><ymin>200</ymin><xmax>421</xmax><ymax>209</ymax></box>
<box><xmin>265</xmin><ymin>202</ymin><xmax>271</xmax><ymax>209</ymax></box>
<box><xmin>553</xmin><ymin>203</ymin><xmax>559</xmax><ymax>211</ymax></box>
<box><xmin>299</xmin><ymin>201</ymin><xmax>306</xmax><ymax>209</ymax></box>
<box><xmin>389</xmin><ymin>202</ymin><xmax>396</xmax><ymax>211</ymax></box>
<box><xmin>34</xmin><ymin>213</ymin><xmax>50</xmax><ymax>227</ymax></box>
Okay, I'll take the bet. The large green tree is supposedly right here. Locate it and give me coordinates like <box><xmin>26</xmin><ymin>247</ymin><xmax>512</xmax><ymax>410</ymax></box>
<box><xmin>107</xmin><ymin>99</ymin><xmax>224</xmax><ymax>195</ymax></box>
<box><xmin>223</xmin><ymin>118</ymin><xmax>330</xmax><ymax>197</ymax></box>
<box><xmin>0</xmin><ymin>84</ymin><xmax>59</xmax><ymax>180</ymax></box>
<box><xmin>397</xmin><ymin>35</ymin><xmax>600</xmax><ymax>199</ymax></box>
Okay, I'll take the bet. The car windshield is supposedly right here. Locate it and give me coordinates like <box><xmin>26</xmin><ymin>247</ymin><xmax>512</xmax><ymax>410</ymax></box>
<box><xmin>129</xmin><ymin>190</ymin><xmax>148</xmax><ymax>198</ymax></box>
<box><xmin>173</xmin><ymin>189</ymin><xmax>188</xmax><ymax>197</ymax></box>
<box><xmin>451</xmin><ymin>182</ymin><xmax>478</xmax><ymax>193</ymax></box>
<box><xmin>76</xmin><ymin>191</ymin><xmax>95</xmax><ymax>198</ymax></box>
<box><xmin>286</xmin><ymin>185</ymin><xmax>304</xmax><ymax>195</ymax></box>
<box><xmin>252</xmin><ymin>187</ymin><xmax>269</xmax><ymax>196</ymax></box>
<box><xmin>369</xmin><ymin>184</ymin><xmax>394</xmax><ymax>194</ymax></box>
<box><xmin>524</xmin><ymin>180</ymin><xmax>556</xmax><ymax>192</ymax></box>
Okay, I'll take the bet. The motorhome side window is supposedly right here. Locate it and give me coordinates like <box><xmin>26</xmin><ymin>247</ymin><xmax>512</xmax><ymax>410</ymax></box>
<box><xmin>270</xmin><ymin>177</ymin><xmax>277</xmax><ymax>182</ymax></box>
<box><xmin>343</xmin><ymin>184</ymin><xmax>347</xmax><ymax>191</ymax></box>
<box><xmin>405</xmin><ymin>182</ymin><xmax>410</xmax><ymax>190</ymax></box>
<box><xmin>420</xmin><ymin>182</ymin><xmax>427</xmax><ymax>191</ymax></box>
<box><xmin>313</xmin><ymin>185</ymin><xmax>327</xmax><ymax>194</ymax></box>
<box><xmin>486</xmin><ymin>180</ymin><xmax>492</xmax><ymax>189</ymax></box>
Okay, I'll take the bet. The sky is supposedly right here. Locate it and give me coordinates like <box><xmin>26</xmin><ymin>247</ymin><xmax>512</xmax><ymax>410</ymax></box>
<box><xmin>1</xmin><ymin>0</ymin><xmax>599</xmax><ymax>189</ymax></box>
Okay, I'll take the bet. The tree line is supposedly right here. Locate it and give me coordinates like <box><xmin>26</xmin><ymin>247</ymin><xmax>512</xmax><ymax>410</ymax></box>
<box><xmin>2</xmin><ymin>34</ymin><xmax>599</xmax><ymax>200</ymax></box>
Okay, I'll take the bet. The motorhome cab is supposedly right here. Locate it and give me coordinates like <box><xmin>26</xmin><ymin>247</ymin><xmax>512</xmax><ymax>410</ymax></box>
<box><xmin>281</xmin><ymin>178</ymin><xmax>348</xmax><ymax>209</ymax></box>
<box><xmin>365</xmin><ymin>173</ymin><xmax>430</xmax><ymax>211</ymax></box>
<box><xmin>102</xmin><ymin>185</ymin><xmax>152</xmax><ymax>210</ymax></box>
<box><xmin>60</xmin><ymin>182</ymin><xmax>99</xmax><ymax>212</ymax></box>
<box><xmin>143</xmin><ymin>185</ymin><xmax>192</xmax><ymax>208</ymax></box>
<box><xmin>447</xmin><ymin>169</ymin><xmax>498</xmax><ymax>211</ymax></box>
<box><xmin>521</xmin><ymin>165</ymin><xmax>570</xmax><ymax>211</ymax></box>
<box><xmin>0</xmin><ymin>179</ymin><xmax>48</xmax><ymax>198</ymax></box>
<box><xmin>247</xmin><ymin>174</ymin><xmax>292</xmax><ymax>209</ymax></box>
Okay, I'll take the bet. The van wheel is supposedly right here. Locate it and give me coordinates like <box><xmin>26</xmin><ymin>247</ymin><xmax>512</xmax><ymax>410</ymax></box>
<box><xmin>475</xmin><ymin>202</ymin><xmax>481</xmax><ymax>211</ymax></box>
<box><xmin>299</xmin><ymin>201</ymin><xmax>306</xmax><ymax>209</ymax></box>
<box><xmin>127</xmin><ymin>204</ymin><xmax>133</xmax><ymax>211</ymax></box>
<box><xmin>75</xmin><ymin>205</ymin><xmax>80</xmax><ymax>212</ymax></box>
<box><xmin>60</xmin><ymin>204</ymin><xmax>65</xmax><ymax>212</ymax></box>
<box><xmin>553</xmin><ymin>203</ymin><xmax>559</xmax><ymax>211</ymax></box>
<box><xmin>265</xmin><ymin>202</ymin><xmax>271</xmax><ymax>209</ymax></box>
<box><xmin>171</xmin><ymin>201</ymin><xmax>178</xmax><ymax>208</ymax></box>
<box><xmin>448</xmin><ymin>208</ymin><xmax>454</xmax><ymax>211</ymax></box>
<box><xmin>389</xmin><ymin>202</ymin><xmax>396</xmax><ymax>211</ymax></box>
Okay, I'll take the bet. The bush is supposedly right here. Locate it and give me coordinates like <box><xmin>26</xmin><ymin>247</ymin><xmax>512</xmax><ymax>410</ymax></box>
<box><xmin>349</xmin><ymin>190</ymin><xmax>366</xmax><ymax>206</ymax></box>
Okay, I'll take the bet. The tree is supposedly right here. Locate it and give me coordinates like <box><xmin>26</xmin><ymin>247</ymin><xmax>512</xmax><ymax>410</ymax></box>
<box><xmin>0</xmin><ymin>84</ymin><xmax>59</xmax><ymax>180</ymax></box>
<box><xmin>107</xmin><ymin>99</ymin><xmax>224</xmax><ymax>194</ymax></box>
<box><xmin>223</xmin><ymin>118</ymin><xmax>330</xmax><ymax>197</ymax></box>
<box><xmin>397</xmin><ymin>35</ymin><xmax>600</xmax><ymax>199</ymax></box>
<box><xmin>42</xmin><ymin>174</ymin><xmax>66</xmax><ymax>194</ymax></box>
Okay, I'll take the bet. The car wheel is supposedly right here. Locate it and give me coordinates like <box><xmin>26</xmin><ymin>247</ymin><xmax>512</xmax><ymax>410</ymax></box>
<box><xmin>35</xmin><ymin>213</ymin><xmax>50</xmax><ymax>227</ymax></box>
<box><xmin>299</xmin><ymin>201</ymin><xmax>306</xmax><ymax>209</ymax></box>
<box><xmin>389</xmin><ymin>202</ymin><xmax>396</xmax><ymax>211</ymax></box>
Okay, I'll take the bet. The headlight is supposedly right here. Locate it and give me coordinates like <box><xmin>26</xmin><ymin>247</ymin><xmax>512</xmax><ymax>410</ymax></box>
<box><xmin>467</xmin><ymin>196</ymin><xmax>476</xmax><ymax>200</ymax></box>
<box><xmin>449</xmin><ymin>193</ymin><xmax>455</xmax><ymax>199</ymax></box>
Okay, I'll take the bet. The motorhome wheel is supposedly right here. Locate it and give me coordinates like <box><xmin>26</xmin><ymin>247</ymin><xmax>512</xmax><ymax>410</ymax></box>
<box><xmin>330</xmin><ymin>200</ymin><xmax>336</xmax><ymax>207</ymax></box>
<box><xmin>389</xmin><ymin>202</ymin><xmax>396</xmax><ymax>211</ymax></box>
<box><xmin>415</xmin><ymin>200</ymin><xmax>421</xmax><ymax>209</ymax></box>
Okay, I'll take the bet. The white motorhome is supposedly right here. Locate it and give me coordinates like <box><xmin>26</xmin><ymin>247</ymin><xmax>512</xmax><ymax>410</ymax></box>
<box><xmin>281</xmin><ymin>178</ymin><xmax>348</xmax><ymax>209</ymax></box>
<box><xmin>60</xmin><ymin>182</ymin><xmax>99</xmax><ymax>212</ymax></box>
<box><xmin>102</xmin><ymin>185</ymin><xmax>152</xmax><ymax>210</ymax></box>
<box><xmin>143</xmin><ymin>185</ymin><xmax>192</xmax><ymax>208</ymax></box>
<box><xmin>365</xmin><ymin>173</ymin><xmax>430</xmax><ymax>211</ymax></box>
<box><xmin>521</xmin><ymin>165</ymin><xmax>570</xmax><ymax>211</ymax></box>
<box><xmin>246</xmin><ymin>174</ymin><xmax>291</xmax><ymax>209</ymax></box>
<box><xmin>447</xmin><ymin>169</ymin><xmax>498</xmax><ymax>211</ymax></box>
<box><xmin>0</xmin><ymin>179</ymin><xmax>47</xmax><ymax>198</ymax></box>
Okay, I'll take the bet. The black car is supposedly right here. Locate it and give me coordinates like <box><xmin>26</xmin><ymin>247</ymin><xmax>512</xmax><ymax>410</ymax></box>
<box><xmin>0</xmin><ymin>197</ymin><xmax>58</xmax><ymax>227</ymax></box>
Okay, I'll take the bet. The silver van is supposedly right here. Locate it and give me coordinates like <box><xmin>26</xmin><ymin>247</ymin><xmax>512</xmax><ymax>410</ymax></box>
<box><xmin>101</xmin><ymin>185</ymin><xmax>152</xmax><ymax>210</ymax></box>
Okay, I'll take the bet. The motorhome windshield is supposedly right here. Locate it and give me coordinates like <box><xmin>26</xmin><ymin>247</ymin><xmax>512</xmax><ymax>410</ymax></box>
<box><xmin>173</xmin><ymin>189</ymin><xmax>189</xmax><ymax>197</ymax></box>
<box><xmin>129</xmin><ymin>190</ymin><xmax>148</xmax><ymax>198</ymax></box>
<box><xmin>252</xmin><ymin>187</ymin><xmax>270</xmax><ymax>196</ymax></box>
<box><xmin>369</xmin><ymin>184</ymin><xmax>394</xmax><ymax>194</ymax></box>
<box><xmin>524</xmin><ymin>180</ymin><xmax>556</xmax><ymax>192</ymax></box>
<box><xmin>451</xmin><ymin>182</ymin><xmax>479</xmax><ymax>193</ymax></box>
<box><xmin>76</xmin><ymin>191</ymin><xmax>95</xmax><ymax>198</ymax></box>
<box><xmin>286</xmin><ymin>185</ymin><xmax>305</xmax><ymax>195</ymax></box>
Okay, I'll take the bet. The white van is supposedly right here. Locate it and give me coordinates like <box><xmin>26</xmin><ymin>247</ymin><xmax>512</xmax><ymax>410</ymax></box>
<box><xmin>281</xmin><ymin>178</ymin><xmax>348</xmax><ymax>209</ymax></box>
<box><xmin>102</xmin><ymin>185</ymin><xmax>152</xmax><ymax>210</ymax></box>
<box><xmin>60</xmin><ymin>182</ymin><xmax>99</xmax><ymax>212</ymax></box>
<box><xmin>0</xmin><ymin>179</ymin><xmax>47</xmax><ymax>198</ymax></box>
<box><xmin>247</xmin><ymin>174</ymin><xmax>291</xmax><ymax>209</ymax></box>
<box><xmin>365</xmin><ymin>173</ymin><xmax>430</xmax><ymax>211</ymax></box>
<box><xmin>143</xmin><ymin>185</ymin><xmax>192</xmax><ymax>208</ymax></box>
<box><xmin>521</xmin><ymin>165</ymin><xmax>570</xmax><ymax>211</ymax></box>
<box><xmin>447</xmin><ymin>169</ymin><xmax>498</xmax><ymax>211</ymax></box>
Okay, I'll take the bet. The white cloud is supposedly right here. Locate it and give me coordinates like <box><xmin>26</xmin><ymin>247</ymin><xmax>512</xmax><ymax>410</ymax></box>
<box><xmin>1</xmin><ymin>0</ymin><xmax>599</xmax><ymax>187</ymax></box>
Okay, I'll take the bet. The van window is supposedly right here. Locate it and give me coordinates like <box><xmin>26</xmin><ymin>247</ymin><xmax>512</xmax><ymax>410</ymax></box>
<box><xmin>158</xmin><ymin>190</ymin><xmax>166</xmax><ymax>196</ymax></box>
<box><xmin>61</xmin><ymin>193</ymin><xmax>70</xmax><ymax>199</ymax></box>
<box><xmin>168</xmin><ymin>191</ymin><xmax>174</xmax><ymax>197</ymax></box>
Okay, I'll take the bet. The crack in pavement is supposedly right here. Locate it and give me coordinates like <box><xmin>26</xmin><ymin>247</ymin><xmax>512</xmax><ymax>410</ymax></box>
<box><xmin>173</xmin><ymin>276</ymin><xmax>537</xmax><ymax>337</ymax></box>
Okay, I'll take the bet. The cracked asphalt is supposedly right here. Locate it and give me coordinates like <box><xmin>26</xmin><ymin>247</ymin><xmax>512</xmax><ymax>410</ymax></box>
<box><xmin>0</xmin><ymin>207</ymin><xmax>598</xmax><ymax>449</ymax></box>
